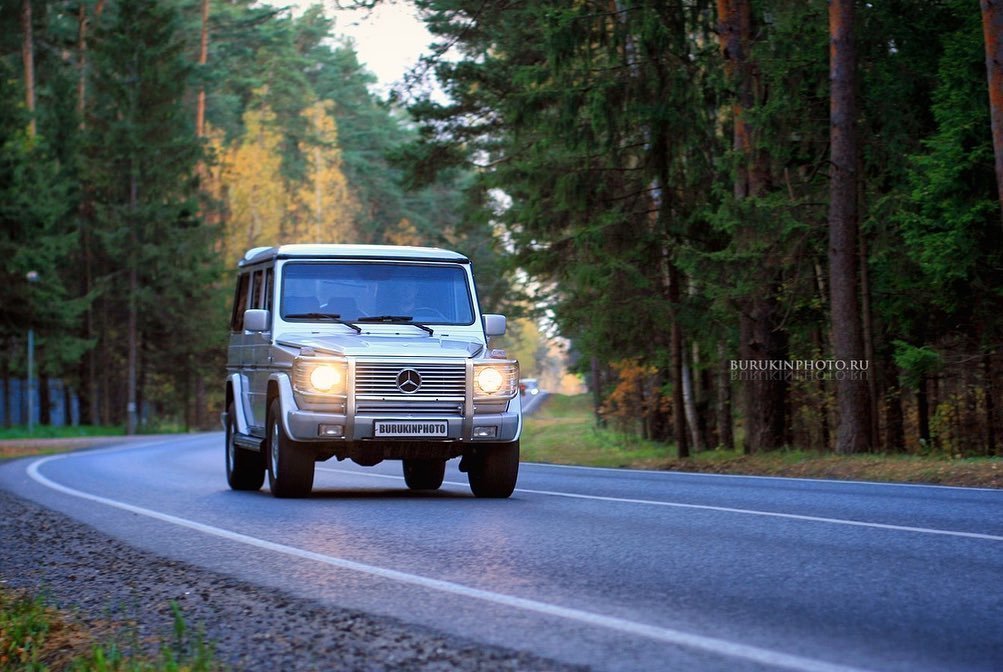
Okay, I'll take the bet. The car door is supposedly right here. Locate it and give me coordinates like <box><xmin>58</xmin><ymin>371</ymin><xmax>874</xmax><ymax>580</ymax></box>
<box><xmin>246</xmin><ymin>266</ymin><xmax>274</xmax><ymax>431</ymax></box>
<box><xmin>228</xmin><ymin>272</ymin><xmax>254</xmax><ymax>424</ymax></box>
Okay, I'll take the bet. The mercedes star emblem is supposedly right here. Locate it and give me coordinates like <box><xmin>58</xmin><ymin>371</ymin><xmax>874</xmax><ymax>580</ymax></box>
<box><xmin>396</xmin><ymin>368</ymin><xmax>422</xmax><ymax>394</ymax></box>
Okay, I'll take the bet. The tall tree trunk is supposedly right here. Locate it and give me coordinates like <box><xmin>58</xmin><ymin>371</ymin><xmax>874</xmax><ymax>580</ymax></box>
<box><xmin>76</xmin><ymin>0</ymin><xmax>106</xmax><ymax>125</ymax></box>
<box><xmin>681</xmin><ymin>345</ymin><xmax>702</xmax><ymax>452</ymax></box>
<box><xmin>739</xmin><ymin>297</ymin><xmax>788</xmax><ymax>452</ymax></box>
<box><xmin>718</xmin><ymin>0</ymin><xmax>786</xmax><ymax>452</ymax></box>
<box><xmin>982</xmin><ymin>0</ymin><xmax>1003</xmax><ymax>230</ymax></box>
<box><xmin>716</xmin><ymin>341</ymin><xmax>734</xmax><ymax>450</ymax></box>
<box><xmin>591</xmin><ymin>356</ymin><xmax>606</xmax><ymax>428</ymax></box>
<box><xmin>196</xmin><ymin>0</ymin><xmax>209</xmax><ymax>138</ymax></box>
<box><xmin>828</xmin><ymin>0</ymin><xmax>872</xmax><ymax>454</ymax></box>
<box><xmin>917</xmin><ymin>374</ymin><xmax>931</xmax><ymax>447</ymax></box>
<box><xmin>669</xmin><ymin>265</ymin><xmax>689</xmax><ymax>458</ymax></box>
<box><xmin>21</xmin><ymin>0</ymin><xmax>35</xmax><ymax>137</ymax></box>
<box><xmin>859</xmin><ymin>232</ymin><xmax>879</xmax><ymax>450</ymax></box>
<box><xmin>127</xmin><ymin>172</ymin><xmax>139</xmax><ymax>435</ymax></box>
<box><xmin>985</xmin><ymin>352</ymin><xmax>997</xmax><ymax>455</ymax></box>
<box><xmin>79</xmin><ymin>0</ymin><xmax>105</xmax><ymax>424</ymax></box>
<box><xmin>77</xmin><ymin>2</ymin><xmax>86</xmax><ymax>119</ymax></box>
<box><xmin>882</xmin><ymin>347</ymin><xmax>905</xmax><ymax>452</ymax></box>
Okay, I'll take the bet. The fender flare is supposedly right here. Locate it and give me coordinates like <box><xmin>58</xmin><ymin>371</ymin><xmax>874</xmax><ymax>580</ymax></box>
<box><xmin>227</xmin><ymin>373</ymin><xmax>252</xmax><ymax>436</ymax></box>
<box><xmin>508</xmin><ymin>390</ymin><xmax>524</xmax><ymax>440</ymax></box>
<box><xmin>267</xmin><ymin>372</ymin><xmax>298</xmax><ymax>440</ymax></box>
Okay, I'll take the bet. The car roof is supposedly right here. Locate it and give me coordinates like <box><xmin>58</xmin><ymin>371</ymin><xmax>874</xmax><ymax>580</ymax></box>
<box><xmin>239</xmin><ymin>244</ymin><xmax>470</xmax><ymax>268</ymax></box>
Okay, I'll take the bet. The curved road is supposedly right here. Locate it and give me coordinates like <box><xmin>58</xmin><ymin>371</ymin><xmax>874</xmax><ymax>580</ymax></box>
<box><xmin>1</xmin><ymin>434</ymin><xmax>1001</xmax><ymax>671</ymax></box>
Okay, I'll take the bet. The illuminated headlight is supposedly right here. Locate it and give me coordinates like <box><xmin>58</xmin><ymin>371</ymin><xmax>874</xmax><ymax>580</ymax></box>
<box><xmin>473</xmin><ymin>361</ymin><xmax>519</xmax><ymax>400</ymax></box>
<box><xmin>294</xmin><ymin>358</ymin><xmax>348</xmax><ymax>396</ymax></box>
<box><xmin>310</xmin><ymin>365</ymin><xmax>342</xmax><ymax>392</ymax></box>
<box><xmin>477</xmin><ymin>367</ymin><xmax>504</xmax><ymax>394</ymax></box>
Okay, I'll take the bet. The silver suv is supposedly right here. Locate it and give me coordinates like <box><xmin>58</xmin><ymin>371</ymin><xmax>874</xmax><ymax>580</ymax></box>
<box><xmin>222</xmin><ymin>244</ymin><xmax>522</xmax><ymax>498</ymax></box>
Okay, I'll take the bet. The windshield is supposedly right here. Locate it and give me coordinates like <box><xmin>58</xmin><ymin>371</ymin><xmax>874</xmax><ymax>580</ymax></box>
<box><xmin>280</xmin><ymin>262</ymin><xmax>476</xmax><ymax>325</ymax></box>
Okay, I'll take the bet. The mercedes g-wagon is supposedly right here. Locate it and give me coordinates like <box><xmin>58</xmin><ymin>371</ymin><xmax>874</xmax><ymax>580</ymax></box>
<box><xmin>222</xmin><ymin>244</ymin><xmax>522</xmax><ymax>498</ymax></box>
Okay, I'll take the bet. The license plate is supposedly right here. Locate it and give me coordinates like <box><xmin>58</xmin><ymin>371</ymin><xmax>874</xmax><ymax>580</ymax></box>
<box><xmin>374</xmin><ymin>420</ymin><xmax>449</xmax><ymax>438</ymax></box>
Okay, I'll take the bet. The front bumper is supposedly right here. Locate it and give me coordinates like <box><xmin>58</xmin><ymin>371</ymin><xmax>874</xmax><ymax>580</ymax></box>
<box><xmin>276</xmin><ymin>371</ymin><xmax>522</xmax><ymax>444</ymax></box>
<box><xmin>286</xmin><ymin>408</ymin><xmax>521</xmax><ymax>443</ymax></box>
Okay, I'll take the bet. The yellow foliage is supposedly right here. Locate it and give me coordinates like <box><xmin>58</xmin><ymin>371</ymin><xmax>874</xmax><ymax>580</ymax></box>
<box><xmin>293</xmin><ymin>100</ymin><xmax>359</xmax><ymax>243</ymax></box>
<box><xmin>221</xmin><ymin>104</ymin><xmax>287</xmax><ymax>265</ymax></box>
<box><xmin>601</xmin><ymin>359</ymin><xmax>666</xmax><ymax>433</ymax></box>
<box><xmin>385</xmin><ymin>217</ymin><xmax>424</xmax><ymax>246</ymax></box>
<box><xmin>209</xmin><ymin>97</ymin><xmax>361</xmax><ymax>266</ymax></box>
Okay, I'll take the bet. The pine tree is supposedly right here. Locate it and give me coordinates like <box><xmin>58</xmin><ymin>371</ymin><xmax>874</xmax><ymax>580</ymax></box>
<box><xmin>981</xmin><ymin>0</ymin><xmax>1003</xmax><ymax>228</ymax></box>
<box><xmin>828</xmin><ymin>0</ymin><xmax>872</xmax><ymax>453</ymax></box>
<box><xmin>84</xmin><ymin>0</ymin><xmax>208</xmax><ymax>433</ymax></box>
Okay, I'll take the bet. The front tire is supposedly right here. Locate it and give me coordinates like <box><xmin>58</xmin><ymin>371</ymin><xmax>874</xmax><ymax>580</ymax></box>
<box><xmin>265</xmin><ymin>398</ymin><xmax>314</xmax><ymax>498</ymax></box>
<box><xmin>225</xmin><ymin>402</ymin><xmax>264</xmax><ymax>491</ymax></box>
<box><xmin>403</xmin><ymin>459</ymin><xmax>446</xmax><ymax>490</ymax></box>
<box><xmin>466</xmin><ymin>441</ymin><xmax>519</xmax><ymax>498</ymax></box>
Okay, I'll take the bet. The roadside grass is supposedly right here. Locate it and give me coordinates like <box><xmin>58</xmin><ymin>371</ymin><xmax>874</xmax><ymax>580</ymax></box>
<box><xmin>0</xmin><ymin>589</ymin><xmax>220</xmax><ymax>672</ymax></box>
<box><xmin>0</xmin><ymin>425</ymin><xmax>192</xmax><ymax>461</ymax></box>
<box><xmin>0</xmin><ymin>425</ymin><xmax>125</xmax><ymax>441</ymax></box>
<box><xmin>521</xmin><ymin>394</ymin><xmax>668</xmax><ymax>468</ymax></box>
<box><xmin>522</xmin><ymin>394</ymin><xmax>1003</xmax><ymax>489</ymax></box>
<box><xmin>0</xmin><ymin>426</ymin><xmax>124</xmax><ymax>461</ymax></box>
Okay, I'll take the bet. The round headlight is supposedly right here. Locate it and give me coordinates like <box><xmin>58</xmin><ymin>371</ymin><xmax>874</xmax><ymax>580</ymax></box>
<box><xmin>477</xmin><ymin>367</ymin><xmax>504</xmax><ymax>395</ymax></box>
<box><xmin>309</xmin><ymin>365</ymin><xmax>341</xmax><ymax>392</ymax></box>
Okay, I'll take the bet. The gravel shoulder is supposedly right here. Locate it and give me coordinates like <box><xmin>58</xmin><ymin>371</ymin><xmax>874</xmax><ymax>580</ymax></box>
<box><xmin>0</xmin><ymin>488</ymin><xmax>584</xmax><ymax>671</ymax></box>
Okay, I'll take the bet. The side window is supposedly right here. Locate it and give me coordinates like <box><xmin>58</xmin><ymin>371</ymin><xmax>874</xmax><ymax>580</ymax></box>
<box><xmin>263</xmin><ymin>267</ymin><xmax>274</xmax><ymax>313</ymax></box>
<box><xmin>250</xmin><ymin>270</ymin><xmax>265</xmax><ymax>310</ymax></box>
<box><xmin>230</xmin><ymin>273</ymin><xmax>250</xmax><ymax>332</ymax></box>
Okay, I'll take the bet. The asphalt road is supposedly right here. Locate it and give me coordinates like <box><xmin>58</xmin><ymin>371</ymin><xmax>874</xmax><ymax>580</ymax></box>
<box><xmin>1</xmin><ymin>434</ymin><xmax>1001</xmax><ymax>672</ymax></box>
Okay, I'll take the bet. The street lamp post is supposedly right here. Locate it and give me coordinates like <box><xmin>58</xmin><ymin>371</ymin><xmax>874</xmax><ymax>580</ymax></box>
<box><xmin>26</xmin><ymin>270</ymin><xmax>39</xmax><ymax>434</ymax></box>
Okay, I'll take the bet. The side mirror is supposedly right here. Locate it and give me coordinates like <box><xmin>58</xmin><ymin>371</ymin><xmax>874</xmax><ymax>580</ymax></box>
<box><xmin>482</xmin><ymin>314</ymin><xmax>506</xmax><ymax>337</ymax></box>
<box><xmin>244</xmin><ymin>309</ymin><xmax>271</xmax><ymax>333</ymax></box>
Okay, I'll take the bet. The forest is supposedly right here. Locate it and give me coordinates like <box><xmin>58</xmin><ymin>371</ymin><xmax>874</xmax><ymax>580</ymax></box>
<box><xmin>2</xmin><ymin>0</ymin><xmax>1003</xmax><ymax>458</ymax></box>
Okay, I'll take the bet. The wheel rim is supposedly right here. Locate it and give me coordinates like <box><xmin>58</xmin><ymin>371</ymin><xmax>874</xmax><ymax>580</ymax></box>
<box><xmin>270</xmin><ymin>419</ymin><xmax>280</xmax><ymax>479</ymax></box>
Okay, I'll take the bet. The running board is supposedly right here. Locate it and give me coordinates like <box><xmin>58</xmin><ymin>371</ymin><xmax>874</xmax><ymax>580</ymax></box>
<box><xmin>234</xmin><ymin>432</ymin><xmax>264</xmax><ymax>452</ymax></box>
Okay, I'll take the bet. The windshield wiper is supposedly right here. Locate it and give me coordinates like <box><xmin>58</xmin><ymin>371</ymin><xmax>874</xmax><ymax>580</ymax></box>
<box><xmin>357</xmin><ymin>315</ymin><xmax>434</xmax><ymax>336</ymax></box>
<box><xmin>283</xmin><ymin>313</ymin><xmax>362</xmax><ymax>333</ymax></box>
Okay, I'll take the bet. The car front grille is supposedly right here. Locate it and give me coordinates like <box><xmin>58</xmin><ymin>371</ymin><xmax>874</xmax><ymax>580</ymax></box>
<box><xmin>354</xmin><ymin>362</ymin><xmax>466</xmax><ymax>399</ymax></box>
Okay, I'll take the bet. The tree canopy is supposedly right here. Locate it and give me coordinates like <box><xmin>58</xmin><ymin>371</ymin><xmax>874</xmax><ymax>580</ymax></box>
<box><xmin>2</xmin><ymin>0</ymin><xmax>1001</xmax><ymax>457</ymax></box>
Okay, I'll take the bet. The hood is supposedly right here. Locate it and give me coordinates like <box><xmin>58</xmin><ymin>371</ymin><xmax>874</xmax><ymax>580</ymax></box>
<box><xmin>277</xmin><ymin>331</ymin><xmax>485</xmax><ymax>358</ymax></box>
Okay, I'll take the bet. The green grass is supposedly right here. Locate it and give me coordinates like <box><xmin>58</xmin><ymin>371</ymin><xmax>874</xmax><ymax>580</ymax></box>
<box><xmin>0</xmin><ymin>589</ymin><xmax>220</xmax><ymax>672</ymax></box>
<box><xmin>0</xmin><ymin>425</ymin><xmax>125</xmax><ymax>441</ymax></box>
<box><xmin>521</xmin><ymin>394</ymin><xmax>668</xmax><ymax>468</ymax></box>
<box><xmin>522</xmin><ymin>394</ymin><xmax>1003</xmax><ymax>488</ymax></box>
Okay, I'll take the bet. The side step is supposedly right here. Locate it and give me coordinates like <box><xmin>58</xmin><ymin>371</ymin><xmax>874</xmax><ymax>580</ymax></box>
<box><xmin>234</xmin><ymin>431</ymin><xmax>264</xmax><ymax>452</ymax></box>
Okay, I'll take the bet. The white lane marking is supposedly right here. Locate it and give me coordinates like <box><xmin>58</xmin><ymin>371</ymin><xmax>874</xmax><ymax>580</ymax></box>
<box><xmin>317</xmin><ymin>467</ymin><xmax>1003</xmax><ymax>542</ymax></box>
<box><xmin>27</xmin><ymin>453</ymin><xmax>869</xmax><ymax>672</ymax></box>
<box><xmin>523</xmin><ymin>461</ymin><xmax>1003</xmax><ymax>493</ymax></box>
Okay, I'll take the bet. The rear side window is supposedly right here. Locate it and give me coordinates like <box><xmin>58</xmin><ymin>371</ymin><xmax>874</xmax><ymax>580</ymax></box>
<box><xmin>230</xmin><ymin>273</ymin><xmax>250</xmax><ymax>332</ymax></box>
<box><xmin>250</xmin><ymin>270</ymin><xmax>265</xmax><ymax>309</ymax></box>
<box><xmin>262</xmin><ymin>267</ymin><xmax>274</xmax><ymax>312</ymax></box>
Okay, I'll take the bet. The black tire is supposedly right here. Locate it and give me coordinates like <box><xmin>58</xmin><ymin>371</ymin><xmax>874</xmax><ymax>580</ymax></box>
<box><xmin>225</xmin><ymin>402</ymin><xmax>265</xmax><ymax>491</ymax></box>
<box><xmin>265</xmin><ymin>398</ymin><xmax>315</xmax><ymax>498</ymax></box>
<box><xmin>467</xmin><ymin>441</ymin><xmax>520</xmax><ymax>498</ymax></box>
<box><xmin>403</xmin><ymin>459</ymin><xmax>446</xmax><ymax>490</ymax></box>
